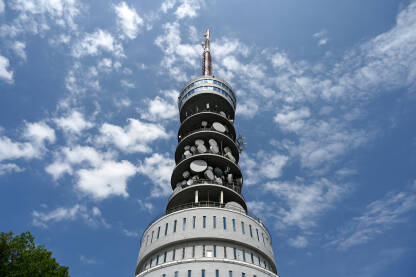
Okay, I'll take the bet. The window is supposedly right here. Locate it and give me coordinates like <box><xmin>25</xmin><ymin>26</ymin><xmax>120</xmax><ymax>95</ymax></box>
<box><xmin>264</xmin><ymin>261</ymin><xmax>267</xmax><ymax>268</ymax></box>
<box><xmin>157</xmin><ymin>226</ymin><xmax>161</xmax><ymax>239</ymax></box>
<box><xmin>242</xmin><ymin>273</ymin><xmax>245</xmax><ymax>277</ymax></box>
<box><xmin>213</xmin><ymin>216</ymin><xmax>216</xmax><ymax>228</ymax></box>
<box><xmin>216</xmin><ymin>270</ymin><xmax>219</xmax><ymax>277</ymax></box>
<box><xmin>150</xmin><ymin>258</ymin><xmax>153</xmax><ymax>267</ymax></box>
<box><xmin>163</xmin><ymin>251</ymin><xmax>167</xmax><ymax>263</ymax></box>
<box><xmin>203</xmin><ymin>216</ymin><xmax>206</xmax><ymax>228</ymax></box>
<box><xmin>192</xmin><ymin>245</ymin><xmax>195</xmax><ymax>257</ymax></box>
<box><xmin>262</xmin><ymin>233</ymin><xmax>265</xmax><ymax>244</ymax></box>
<box><xmin>250</xmin><ymin>252</ymin><xmax>254</xmax><ymax>263</ymax></box>
<box><xmin>175</xmin><ymin>271</ymin><xmax>178</xmax><ymax>277</ymax></box>
<box><xmin>203</xmin><ymin>245</ymin><xmax>206</xmax><ymax>257</ymax></box>
<box><xmin>213</xmin><ymin>245</ymin><xmax>217</xmax><ymax>257</ymax></box>
<box><xmin>188</xmin><ymin>270</ymin><xmax>192</xmax><ymax>277</ymax></box>
<box><xmin>256</xmin><ymin>229</ymin><xmax>259</xmax><ymax>241</ymax></box>
<box><xmin>151</xmin><ymin>231</ymin><xmax>154</xmax><ymax>243</ymax></box>
<box><xmin>242</xmin><ymin>250</ymin><xmax>246</xmax><ymax>262</ymax></box>
<box><xmin>165</xmin><ymin>223</ymin><xmax>168</xmax><ymax>236</ymax></box>
<box><xmin>182</xmin><ymin>247</ymin><xmax>185</xmax><ymax>259</ymax></box>
<box><xmin>156</xmin><ymin>255</ymin><xmax>159</xmax><ymax>265</ymax></box>
<box><xmin>172</xmin><ymin>249</ymin><xmax>176</xmax><ymax>260</ymax></box>
<box><xmin>224</xmin><ymin>246</ymin><xmax>227</xmax><ymax>258</ymax></box>
<box><xmin>202</xmin><ymin>269</ymin><xmax>205</xmax><ymax>277</ymax></box>
<box><xmin>241</xmin><ymin>222</ymin><xmax>245</xmax><ymax>234</ymax></box>
<box><xmin>146</xmin><ymin>235</ymin><xmax>149</xmax><ymax>246</ymax></box>
<box><xmin>193</xmin><ymin>216</ymin><xmax>196</xmax><ymax>229</ymax></box>
<box><xmin>232</xmin><ymin>219</ymin><xmax>236</xmax><ymax>231</ymax></box>
<box><xmin>233</xmin><ymin>248</ymin><xmax>237</xmax><ymax>259</ymax></box>
<box><xmin>229</xmin><ymin>271</ymin><xmax>233</xmax><ymax>277</ymax></box>
<box><xmin>249</xmin><ymin>225</ymin><xmax>253</xmax><ymax>237</ymax></box>
<box><xmin>223</xmin><ymin>217</ymin><xmax>227</xmax><ymax>230</ymax></box>
<box><xmin>174</xmin><ymin>220</ymin><xmax>177</xmax><ymax>232</ymax></box>
<box><xmin>163</xmin><ymin>274</ymin><xmax>166</xmax><ymax>277</ymax></box>
<box><xmin>183</xmin><ymin>218</ymin><xmax>187</xmax><ymax>231</ymax></box>
<box><xmin>258</xmin><ymin>256</ymin><xmax>261</xmax><ymax>266</ymax></box>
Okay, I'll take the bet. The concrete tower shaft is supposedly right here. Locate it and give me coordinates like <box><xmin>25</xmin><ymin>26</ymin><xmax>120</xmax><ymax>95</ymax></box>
<box><xmin>136</xmin><ymin>30</ymin><xmax>279</xmax><ymax>277</ymax></box>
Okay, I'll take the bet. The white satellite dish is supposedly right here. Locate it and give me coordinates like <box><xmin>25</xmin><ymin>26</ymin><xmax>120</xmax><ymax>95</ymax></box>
<box><xmin>197</xmin><ymin>144</ymin><xmax>207</xmax><ymax>154</ymax></box>
<box><xmin>212</xmin><ymin>122</ymin><xmax>226</xmax><ymax>133</ymax></box>
<box><xmin>195</xmin><ymin>139</ymin><xmax>204</xmax><ymax>146</ymax></box>
<box><xmin>208</xmin><ymin>139</ymin><xmax>217</xmax><ymax>146</ymax></box>
<box><xmin>190</xmin><ymin>159</ymin><xmax>207</xmax><ymax>173</ymax></box>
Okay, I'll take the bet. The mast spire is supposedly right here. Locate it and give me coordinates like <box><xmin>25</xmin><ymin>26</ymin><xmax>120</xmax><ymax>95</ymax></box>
<box><xmin>202</xmin><ymin>29</ymin><xmax>212</xmax><ymax>76</ymax></box>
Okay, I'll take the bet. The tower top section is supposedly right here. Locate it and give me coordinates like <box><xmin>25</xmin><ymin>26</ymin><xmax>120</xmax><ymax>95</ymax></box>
<box><xmin>202</xmin><ymin>29</ymin><xmax>212</xmax><ymax>76</ymax></box>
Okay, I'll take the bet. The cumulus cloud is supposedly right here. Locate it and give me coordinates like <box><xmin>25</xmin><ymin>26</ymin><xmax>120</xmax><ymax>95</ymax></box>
<box><xmin>114</xmin><ymin>2</ymin><xmax>144</xmax><ymax>39</ymax></box>
<box><xmin>141</xmin><ymin>94</ymin><xmax>177</xmax><ymax>121</ymax></box>
<box><xmin>12</xmin><ymin>41</ymin><xmax>26</xmax><ymax>60</ymax></box>
<box><xmin>0</xmin><ymin>55</ymin><xmax>14</xmax><ymax>83</ymax></box>
<box><xmin>332</xmin><ymin>185</ymin><xmax>416</xmax><ymax>249</ymax></box>
<box><xmin>0</xmin><ymin>0</ymin><xmax>4</xmax><ymax>13</ymax></box>
<box><xmin>54</xmin><ymin>110</ymin><xmax>94</xmax><ymax>135</ymax></box>
<box><xmin>240</xmin><ymin>152</ymin><xmax>288</xmax><ymax>185</ymax></box>
<box><xmin>0</xmin><ymin>121</ymin><xmax>55</xmax><ymax>162</ymax></box>
<box><xmin>137</xmin><ymin>153</ymin><xmax>175</xmax><ymax>197</ymax></box>
<box><xmin>274</xmin><ymin>107</ymin><xmax>311</xmax><ymax>132</ymax></box>
<box><xmin>72</xmin><ymin>29</ymin><xmax>123</xmax><ymax>58</ymax></box>
<box><xmin>77</xmin><ymin>160</ymin><xmax>136</xmax><ymax>199</ymax></box>
<box><xmin>97</xmin><ymin>119</ymin><xmax>170</xmax><ymax>153</ymax></box>
<box><xmin>32</xmin><ymin>204</ymin><xmax>109</xmax><ymax>228</ymax></box>
<box><xmin>0</xmin><ymin>163</ymin><xmax>24</xmax><ymax>175</ymax></box>
<box><xmin>138</xmin><ymin>199</ymin><xmax>154</xmax><ymax>213</ymax></box>
<box><xmin>175</xmin><ymin>0</ymin><xmax>204</xmax><ymax>19</ymax></box>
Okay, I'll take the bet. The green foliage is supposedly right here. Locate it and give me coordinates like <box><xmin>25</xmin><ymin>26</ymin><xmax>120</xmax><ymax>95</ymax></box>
<box><xmin>0</xmin><ymin>231</ymin><xmax>69</xmax><ymax>277</ymax></box>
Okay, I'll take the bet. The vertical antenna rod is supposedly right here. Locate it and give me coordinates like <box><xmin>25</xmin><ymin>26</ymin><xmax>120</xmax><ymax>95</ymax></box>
<box><xmin>202</xmin><ymin>29</ymin><xmax>212</xmax><ymax>76</ymax></box>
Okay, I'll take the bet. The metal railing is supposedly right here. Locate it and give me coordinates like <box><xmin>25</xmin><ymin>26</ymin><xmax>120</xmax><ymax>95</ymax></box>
<box><xmin>178</xmin><ymin>126</ymin><xmax>235</xmax><ymax>143</ymax></box>
<box><xmin>181</xmin><ymin>108</ymin><xmax>233</xmax><ymax>123</ymax></box>
<box><xmin>172</xmin><ymin>178</ymin><xmax>242</xmax><ymax>196</ymax></box>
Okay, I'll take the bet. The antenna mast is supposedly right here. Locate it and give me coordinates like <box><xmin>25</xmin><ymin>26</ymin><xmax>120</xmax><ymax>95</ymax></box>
<box><xmin>201</xmin><ymin>29</ymin><xmax>212</xmax><ymax>76</ymax></box>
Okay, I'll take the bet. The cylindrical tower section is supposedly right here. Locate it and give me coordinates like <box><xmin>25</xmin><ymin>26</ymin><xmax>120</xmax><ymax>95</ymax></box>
<box><xmin>135</xmin><ymin>30</ymin><xmax>279</xmax><ymax>277</ymax></box>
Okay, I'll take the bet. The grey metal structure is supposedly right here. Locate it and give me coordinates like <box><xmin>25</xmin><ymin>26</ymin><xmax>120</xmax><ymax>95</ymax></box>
<box><xmin>136</xmin><ymin>30</ymin><xmax>279</xmax><ymax>277</ymax></box>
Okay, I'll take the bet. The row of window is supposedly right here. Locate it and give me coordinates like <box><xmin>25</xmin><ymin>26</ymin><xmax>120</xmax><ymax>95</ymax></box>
<box><xmin>143</xmin><ymin>216</ymin><xmax>270</xmax><ymax>248</ymax></box>
<box><xmin>179</xmin><ymin>86</ymin><xmax>236</xmax><ymax>110</ymax></box>
<box><xmin>141</xmin><ymin>244</ymin><xmax>271</xmax><ymax>272</ymax></box>
<box><xmin>181</xmin><ymin>79</ymin><xmax>235</xmax><ymax>99</ymax></box>
<box><xmin>163</xmin><ymin>270</ymin><xmax>260</xmax><ymax>277</ymax></box>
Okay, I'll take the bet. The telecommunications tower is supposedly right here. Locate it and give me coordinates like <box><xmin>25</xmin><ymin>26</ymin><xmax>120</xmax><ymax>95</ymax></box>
<box><xmin>135</xmin><ymin>30</ymin><xmax>279</xmax><ymax>277</ymax></box>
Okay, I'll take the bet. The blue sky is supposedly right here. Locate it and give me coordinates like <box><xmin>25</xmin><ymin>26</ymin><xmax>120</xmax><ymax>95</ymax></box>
<box><xmin>0</xmin><ymin>0</ymin><xmax>415</xmax><ymax>276</ymax></box>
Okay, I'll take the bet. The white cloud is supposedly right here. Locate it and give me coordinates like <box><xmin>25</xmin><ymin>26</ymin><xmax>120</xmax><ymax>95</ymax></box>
<box><xmin>274</xmin><ymin>107</ymin><xmax>311</xmax><ymax>132</ymax></box>
<box><xmin>137</xmin><ymin>153</ymin><xmax>175</xmax><ymax>197</ymax></box>
<box><xmin>332</xmin><ymin>186</ymin><xmax>416</xmax><ymax>249</ymax></box>
<box><xmin>23</xmin><ymin>121</ymin><xmax>56</xmax><ymax>145</ymax></box>
<box><xmin>264</xmin><ymin>178</ymin><xmax>349</xmax><ymax>230</ymax></box>
<box><xmin>122</xmin><ymin>228</ymin><xmax>139</xmax><ymax>238</ymax></box>
<box><xmin>141</xmin><ymin>96</ymin><xmax>177</xmax><ymax>121</ymax></box>
<box><xmin>73</xmin><ymin>29</ymin><xmax>123</xmax><ymax>58</ymax></box>
<box><xmin>54</xmin><ymin>110</ymin><xmax>93</xmax><ymax>135</ymax></box>
<box><xmin>12</xmin><ymin>41</ymin><xmax>26</xmax><ymax>60</ymax></box>
<box><xmin>0</xmin><ymin>121</ymin><xmax>54</xmax><ymax>162</ymax></box>
<box><xmin>45</xmin><ymin>145</ymin><xmax>114</xmax><ymax>180</ymax></box>
<box><xmin>114</xmin><ymin>2</ymin><xmax>143</xmax><ymax>39</ymax></box>
<box><xmin>0</xmin><ymin>55</ymin><xmax>14</xmax><ymax>83</ymax></box>
<box><xmin>77</xmin><ymin>160</ymin><xmax>136</xmax><ymax>200</ymax></box>
<box><xmin>1</xmin><ymin>0</ymin><xmax>81</xmax><ymax>37</ymax></box>
<box><xmin>0</xmin><ymin>0</ymin><xmax>4</xmax><ymax>13</ymax></box>
<box><xmin>80</xmin><ymin>255</ymin><xmax>97</xmax><ymax>264</ymax></box>
<box><xmin>175</xmin><ymin>0</ymin><xmax>203</xmax><ymax>19</ymax></box>
<box><xmin>138</xmin><ymin>199</ymin><xmax>154</xmax><ymax>213</ymax></box>
<box><xmin>313</xmin><ymin>30</ymin><xmax>329</xmax><ymax>46</ymax></box>
<box><xmin>97</xmin><ymin>119</ymin><xmax>170</xmax><ymax>153</ymax></box>
<box><xmin>288</xmin><ymin>236</ymin><xmax>308</xmax><ymax>248</ymax></box>
<box><xmin>120</xmin><ymin>79</ymin><xmax>135</xmax><ymax>89</ymax></box>
<box><xmin>32</xmin><ymin>204</ymin><xmax>109</xmax><ymax>228</ymax></box>
<box><xmin>240</xmin><ymin>152</ymin><xmax>288</xmax><ymax>185</ymax></box>
<box><xmin>0</xmin><ymin>163</ymin><xmax>24</xmax><ymax>175</ymax></box>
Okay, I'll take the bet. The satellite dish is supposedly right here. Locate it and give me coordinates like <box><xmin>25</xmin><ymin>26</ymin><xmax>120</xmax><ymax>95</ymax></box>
<box><xmin>197</xmin><ymin>144</ymin><xmax>207</xmax><ymax>154</ymax></box>
<box><xmin>210</xmin><ymin>145</ymin><xmax>219</xmax><ymax>154</ymax></box>
<box><xmin>182</xmin><ymin>171</ymin><xmax>190</xmax><ymax>179</ymax></box>
<box><xmin>208</xmin><ymin>139</ymin><xmax>217</xmax><ymax>146</ymax></box>
<box><xmin>214</xmin><ymin>167</ymin><xmax>224</xmax><ymax>177</ymax></box>
<box><xmin>190</xmin><ymin>160</ymin><xmax>207</xmax><ymax>173</ymax></box>
<box><xmin>204</xmin><ymin>169</ymin><xmax>215</xmax><ymax>180</ymax></box>
<box><xmin>201</xmin><ymin>121</ymin><xmax>208</xmax><ymax>127</ymax></box>
<box><xmin>212</xmin><ymin>122</ymin><xmax>226</xmax><ymax>133</ymax></box>
<box><xmin>195</xmin><ymin>139</ymin><xmax>204</xmax><ymax>146</ymax></box>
